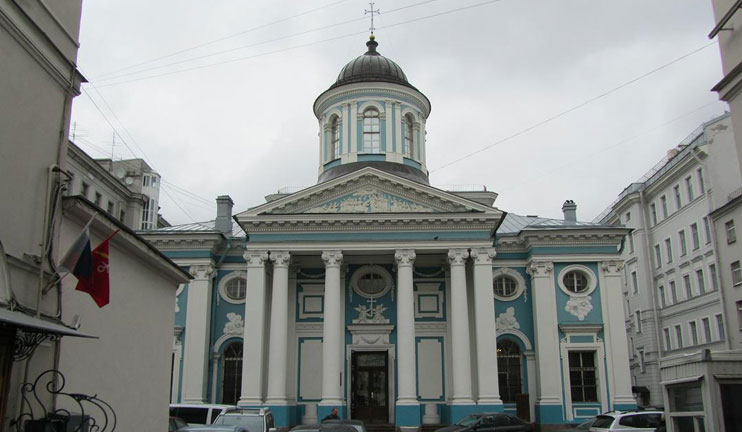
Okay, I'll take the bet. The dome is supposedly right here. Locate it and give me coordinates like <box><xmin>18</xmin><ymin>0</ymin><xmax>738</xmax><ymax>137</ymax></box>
<box><xmin>330</xmin><ymin>36</ymin><xmax>416</xmax><ymax>90</ymax></box>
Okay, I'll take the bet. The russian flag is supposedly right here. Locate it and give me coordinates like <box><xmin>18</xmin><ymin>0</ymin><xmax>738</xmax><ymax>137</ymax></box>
<box><xmin>59</xmin><ymin>216</ymin><xmax>94</xmax><ymax>280</ymax></box>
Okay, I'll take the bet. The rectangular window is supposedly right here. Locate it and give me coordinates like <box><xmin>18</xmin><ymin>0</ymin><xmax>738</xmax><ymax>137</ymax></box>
<box><xmin>635</xmin><ymin>310</ymin><xmax>643</xmax><ymax>333</ymax></box>
<box><xmin>696</xmin><ymin>269</ymin><xmax>705</xmax><ymax>294</ymax></box>
<box><xmin>716</xmin><ymin>314</ymin><xmax>725</xmax><ymax>341</ymax></box>
<box><xmin>650</xmin><ymin>203</ymin><xmax>658</xmax><ymax>225</ymax></box>
<box><xmin>568</xmin><ymin>351</ymin><xmax>598</xmax><ymax>403</ymax></box>
<box><xmin>106</xmin><ymin>201</ymin><xmax>114</xmax><ymax>214</ymax></box>
<box><xmin>654</xmin><ymin>245</ymin><xmax>662</xmax><ymax>268</ymax></box>
<box><xmin>702</xmin><ymin>317</ymin><xmax>711</xmax><ymax>343</ymax></box>
<box><xmin>658</xmin><ymin>285</ymin><xmax>666</xmax><ymax>308</ymax></box>
<box><xmin>690</xmin><ymin>223</ymin><xmax>700</xmax><ymax>250</ymax></box>
<box><xmin>664</xmin><ymin>328</ymin><xmax>672</xmax><ymax>350</ymax></box>
<box><xmin>737</xmin><ymin>301</ymin><xmax>742</xmax><ymax>331</ymax></box>
<box><xmin>661</xmin><ymin>195</ymin><xmax>669</xmax><ymax>218</ymax></box>
<box><xmin>674</xmin><ymin>185</ymin><xmax>682</xmax><ymax>209</ymax></box>
<box><xmin>80</xmin><ymin>181</ymin><xmax>89</xmax><ymax>198</ymax></box>
<box><xmin>725</xmin><ymin>220</ymin><xmax>737</xmax><ymax>244</ymax></box>
<box><xmin>94</xmin><ymin>192</ymin><xmax>102</xmax><ymax>206</ymax></box>
<box><xmin>710</xmin><ymin>264</ymin><xmax>718</xmax><ymax>290</ymax></box>
<box><xmin>625</xmin><ymin>211</ymin><xmax>631</xmax><ymax>222</ymax></box>
<box><xmin>683</xmin><ymin>274</ymin><xmax>692</xmax><ymax>299</ymax></box>
<box><xmin>703</xmin><ymin>217</ymin><xmax>712</xmax><ymax>244</ymax></box>
<box><xmin>679</xmin><ymin>230</ymin><xmax>687</xmax><ymax>256</ymax></box>
<box><xmin>119</xmin><ymin>209</ymin><xmax>126</xmax><ymax>222</ymax></box>
<box><xmin>638</xmin><ymin>349</ymin><xmax>646</xmax><ymax>373</ymax></box>
<box><xmin>685</xmin><ymin>176</ymin><xmax>694</xmax><ymax>201</ymax></box>
<box><xmin>631</xmin><ymin>271</ymin><xmax>638</xmax><ymax>295</ymax></box>
<box><xmin>697</xmin><ymin>168</ymin><xmax>705</xmax><ymax>194</ymax></box>
<box><xmin>675</xmin><ymin>325</ymin><xmax>683</xmax><ymax>349</ymax></box>
<box><xmin>665</xmin><ymin>238</ymin><xmax>673</xmax><ymax>263</ymax></box>
<box><xmin>629</xmin><ymin>232</ymin><xmax>635</xmax><ymax>253</ymax></box>
<box><xmin>732</xmin><ymin>261</ymin><xmax>742</xmax><ymax>286</ymax></box>
<box><xmin>689</xmin><ymin>321</ymin><xmax>698</xmax><ymax>345</ymax></box>
<box><xmin>667</xmin><ymin>382</ymin><xmax>704</xmax><ymax>431</ymax></box>
<box><xmin>670</xmin><ymin>281</ymin><xmax>678</xmax><ymax>304</ymax></box>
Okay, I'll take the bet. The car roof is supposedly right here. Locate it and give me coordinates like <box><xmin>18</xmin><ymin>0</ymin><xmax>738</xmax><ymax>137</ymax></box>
<box><xmin>323</xmin><ymin>420</ymin><xmax>365</xmax><ymax>425</ymax></box>
<box><xmin>171</xmin><ymin>404</ymin><xmax>236</xmax><ymax>409</ymax></box>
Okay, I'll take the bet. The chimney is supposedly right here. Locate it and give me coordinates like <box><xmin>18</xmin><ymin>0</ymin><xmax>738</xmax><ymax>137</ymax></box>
<box><xmin>215</xmin><ymin>195</ymin><xmax>234</xmax><ymax>235</ymax></box>
<box><xmin>562</xmin><ymin>200</ymin><xmax>577</xmax><ymax>222</ymax></box>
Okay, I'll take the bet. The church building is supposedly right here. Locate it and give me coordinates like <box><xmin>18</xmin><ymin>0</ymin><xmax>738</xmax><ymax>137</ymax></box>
<box><xmin>142</xmin><ymin>35</ymin><xmax>636</xmax><ymax>429</ymax></box>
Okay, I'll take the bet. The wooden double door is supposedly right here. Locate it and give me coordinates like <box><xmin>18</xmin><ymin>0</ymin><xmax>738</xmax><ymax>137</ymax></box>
<box><xmin>350</xmin><ymin>351</ymin><xmax>389</xmax><ymax>424</ymax></box>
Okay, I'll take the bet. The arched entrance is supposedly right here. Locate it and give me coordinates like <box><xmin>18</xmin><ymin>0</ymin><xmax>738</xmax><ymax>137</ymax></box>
<box><xmin>221</xmin><ymin>342</ymin><xmax>243</xmax><ymax>405</ymax></box>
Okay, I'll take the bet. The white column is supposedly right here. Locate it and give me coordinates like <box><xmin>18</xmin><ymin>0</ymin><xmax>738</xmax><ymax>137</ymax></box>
<box><xmin>385</xmin><ymin>100</ymin><xmax>394</xmax><ymax>153</ymax></box>
<box><xmin>320</xmin><ymin>250</ymin><xmax>344</xmax><ymax>406</ymax></box>
<box><xmin>524</xmin><ymin>351</ymin><xmax>537</xmax><ymax>422</ymax></box>
<box><xmin>266</xmin><ymin>251</ymin><xmax>291</xmax><ymax>405</ymax></box>
<box><xmin>350</xmin><ymin>103</ymin><xmax>358</xmax><ymax>153</ymax></box>
<box><xmin>394</xmin><ymin>103</ymin><xmax>402</xmax><ymax>152</ymax></box>
<box><xmin>181</xmin><ymin>264</ymin><xmax>215</xmax><ymax>403</ymax></box>
<box><xmin>527</xmin><ymin>261</ymin><xmax>562</xmax><ymax>407</ymax></box>
<box><xmin>395</xmin><ymin>249</ymin><xmax>418</xmax><ymax>405</ymax></box>
<box><xmin>471</xmin><ymin>248</ymin><xmax>502</xmax><ymax>406</ymax></box>
<box><xmin>601</xmin><ymin>260</ymin><xmax>636</xmax><ymax>407</ymax></box>
<box><xmin>342</xmin><ymin>103</ymin><xmax>351</xmax><ymax>156</ymax></box>
<box><xmin>239</xmin><ymin>251</ymin><xmax>269</xmax><ymax>405</ymax></box>
<box><xmin>448</xmin><ymin>248</ymin><xmax>474</xmax><ymax>404</ymax></box>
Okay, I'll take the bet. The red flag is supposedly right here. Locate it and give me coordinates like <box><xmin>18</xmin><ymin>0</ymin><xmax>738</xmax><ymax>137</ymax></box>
<box><xmin>76</xmin><ymin>230</ymin><xmax>119</xmax><ymax>308</ymax></box>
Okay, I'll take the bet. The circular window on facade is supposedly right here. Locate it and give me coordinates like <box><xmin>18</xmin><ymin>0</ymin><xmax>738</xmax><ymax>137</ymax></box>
<box><xmin>220</xmin><ymin>276</ymin><xmax>247</xmax><ymax>303</ymax></box>
<box><xmin>493</xmin><ymin>276</ymin><xmax>518</xmax><ymax>298</ymax></box>
<box><xmin>350</xmin><ymin>265</ymin><xmax>393</xmax><ymax>299</ymax></box>
<box><xmin>562</xmin><ymin>271</ymin><xmax>589</xmax><ymax>294</ymax></box>
<box><xmin>492</xmin><ymin>268</ymin><xmax>526</xmax><ymax>301</ymax></box>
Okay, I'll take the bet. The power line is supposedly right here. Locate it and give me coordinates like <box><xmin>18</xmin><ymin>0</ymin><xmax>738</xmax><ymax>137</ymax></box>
<box><xmin>430</xmin><ymin>41</ymin><xmax>718</xmax><ymax>172</ymax></box>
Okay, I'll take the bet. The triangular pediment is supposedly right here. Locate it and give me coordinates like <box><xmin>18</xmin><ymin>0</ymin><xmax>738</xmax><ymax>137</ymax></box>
<box><xmin>302</xmin><ymin>186</ymin><xmax>441</xmax><ymax>214</ymax></box>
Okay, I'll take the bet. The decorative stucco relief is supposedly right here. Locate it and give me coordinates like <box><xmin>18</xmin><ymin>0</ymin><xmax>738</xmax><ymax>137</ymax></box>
<box><xmin>565</xmin><ymin>296</ymin><xmax>593</xmax><ymax>321</ymax></box>
<box><xmin>353</xmin><ymin>302</ymin><xmax>389</xmax><ymax>324</ymax></box>
<box><xmin>495</xmin><ymin>307</ymin><xmax>520</xmax><ymax>331</ymax></box>
<box><xmin>223</xmin><ymin>312</ymin><xmax>244</xmax><ymax>336</ymax></box>
<box><xmin>306</xmin><ymin>188</ymin><xmax>434</xmax><ymax>213</ymax></box>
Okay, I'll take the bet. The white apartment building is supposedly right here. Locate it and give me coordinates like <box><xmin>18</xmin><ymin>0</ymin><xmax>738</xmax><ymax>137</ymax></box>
<box><xmin>598</xmin><ymin>113</ymin><xmax>742</xmax><ymax>431</ymax></box>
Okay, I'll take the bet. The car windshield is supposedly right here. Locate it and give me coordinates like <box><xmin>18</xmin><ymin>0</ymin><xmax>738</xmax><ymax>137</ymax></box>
<box><xmin>456</xmin><ymin>415</ymin><xmax>480</xmax><ymax>427</ymax></box>
<box><xmin>577</xmin><ymin>418</ymin><xmax>595</xmax><ymax>430</ymax></box>
<box><xmin>214</xmin><ymin>415</ymin><xmax>263</xmax><ymax>432</ymax></box>
<box><xmin>591</xmin><ymin>416</ymin><xmax>615</xmax><ymax>428</ymax></box>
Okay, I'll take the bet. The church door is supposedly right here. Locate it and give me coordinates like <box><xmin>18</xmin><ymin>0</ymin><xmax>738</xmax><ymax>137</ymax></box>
<box><xmin>350</xmin><ymin>351</ymin><xmax>389</xmax><ymax>424</ymax></box>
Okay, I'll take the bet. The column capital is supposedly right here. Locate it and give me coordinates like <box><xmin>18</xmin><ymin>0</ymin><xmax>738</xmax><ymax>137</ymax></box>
<box><xmin>527</xmin><ymin>260</ymin><xmax>553</xmax><ymax>277</ymax></box>
<box><xmin>189</xmin><ymin>264</ymin><xmax>215</xmax><ymax>280</ymax></box>
<box><xmin>601</xmin><ymin>260</ymin><xmax>625</xmax><ymax>275</ymax></box>
<box><xmin>244</xmin><ymin>250</ymin><xmax>269</xmax><ymax>267</ymax></box>
<box><xmin>394</xmin><ymin>249</ymin><xmax>416</xmax><ymax>267</ymax></box>
<box><xmin>471</xmin><ymin>247</ymin><xmax>496</xmax><ymax>265</ymax></box>
<box><xmin>269</xmin><ymin>251</ymin><xmax>291</xmax><ymax>268</ymax></box>
<box><xmin>321</xmin><ymin>250</ymin><xmax>343</xmax><ymax>268</ymax></box>
<box><xmin>447</xmin><ymin>248</ymin><xmax>469</xmax><ymax>265</ymax></box>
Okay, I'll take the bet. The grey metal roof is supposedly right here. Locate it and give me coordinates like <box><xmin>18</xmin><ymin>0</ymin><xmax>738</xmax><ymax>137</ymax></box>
<box><xmin>498</xmin><ymin>213</ymin><xmax>608</xmax><ymax>235</ymax></box>
<box><xmin>148</xmin><ymin>219</ymin><xmax>245</xmax><ymax>237</ymax></box>
<box><xmin>330</xmin><ymin>37</ymin><xmax>414</xmax><ymax>91</ymax></box>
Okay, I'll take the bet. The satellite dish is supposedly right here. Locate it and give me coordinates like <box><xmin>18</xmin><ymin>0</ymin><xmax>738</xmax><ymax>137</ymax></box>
<box><xmin>125</xmin><ymin>177</ymin><xmax>133</xmax><ymax>185</ymax></box>
<box><xmin>115</xmin><ymin>168</ymin><xmax>125</xmax><ymax>179</ymax></box>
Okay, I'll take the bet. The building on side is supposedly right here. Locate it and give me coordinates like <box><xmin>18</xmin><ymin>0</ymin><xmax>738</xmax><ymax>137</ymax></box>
<box><xmin>597</xmin><ymin>113</ymin><xmax>742</xmax><ymax>431</ymax></box>
<box><xmin>143</xmin><ymin>35</ymin><xmax>637</xmax><ymax>430</ymax></box>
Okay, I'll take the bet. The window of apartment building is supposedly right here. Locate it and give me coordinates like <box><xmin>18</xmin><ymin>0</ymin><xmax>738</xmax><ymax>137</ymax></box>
<box><xmin>658</xmin><ymin>285</ymin><xmax>666</xmax><ymax>308</ymax></box>
<box><xmin>716</xmin><ymin>314</ymin><xmax>725</xmax><ymax>341</ymax></box>
<box><xmin>690</xmin><ymin>223</ymin><xmax>700</xmax><ymax>250</ymax></box>
<box><xmin>695</xmin><ymin>269</ymin><xmax>705</xmax><ymax>294</ymax></box>
<box><xmin>568</xmin><ymin>351</ymin><xmax>598</xmax><ymax>403</ymax></box>
<box><xmin>665</xmin><ymin>238</ymin><xmax>673</xmax><ymax>263</ymax></box>
<box><xmin>628</xmin><ymin>232</ymin><xmax>635</xmax><ymax>254</ymax></box>
<box><xmin>631</xmin><ymin>271</ymin><xmax>638</xmax><ymax>295</ymax></box>
<box><xmin>635</xmin><ymin>310</ymin><xmax>643</xmax><ymax>333</ymax></box>
<box><xmin>638</xmin><ymin>349</ymin><xmax>646</xmax><ymax>373</ymax></box>
<box><xmin>661</xmin><ymin>195</ymin><xmax>669</xmax><ymax>218</ymax></box>
<box><xmin>80</xmin><ymin>181</ymin><xmax>89</xmax><ymax>198</ymax></box>
<box><xmin>737</xmin><ymin>301</ymin><xmax>742</xmax><ymax>331</ymax></box>
<box><xmin>697</xmin><ymin>168</ymin><xmax>705</xmax><ymax>194</ymax></box>
<box><xmin>106</xmin><ymin>201</ymin><xmax>114</xmax><ymax>214</ymax></box>
<box><xmin>119</xmin><ymin>209</ymin><xmax>126</xmax><ymax>222</ymax></box>
<box><xmin>667</xmin><ymin>381</ymin><xmax>705</xmax><ymax>431</ymax></box>
<box><xmin>689</xmin><ymin>321</ymin><xmax>698</xmax><ymax>346</ymax></box>
<box><xmin>732</xmin><ymin>261</ymin><xmax>742</xmax><ymax>286</ymax></box>
<box><xmin>702</xmin><ymin>317</ymin><xmax>712</xmax><ymax>343</ymax></box>
<box><xmin>94</xmin><ymin>192</ymin><xmax>102</xmax><ymax>206</ymax></box>
<box><xmin>670</xmin><ymin>280</ymin><xmax>678</xmax><ymax>304</ymax></box>
<box><xmin>703</xmin><ymin>217</ymin><xmax>712</xmax><ymax>244</ymax></box>
<box><xmin>625</xmin><ymin>212</ymin><xmax>631</xmax><ymax>222</ymax></box>
<box><xmin>725</xmin><ymin>220</ymin><xmax>736</xmax><ymax>244</ymax></box>
<box><xmin>650</xmin><ymin>203</ymin><xmax>658</xmax><ymax>225</ymax></box>
<box><xmin>710</xmin><ymin>264</ymin><xmax>718</xmax><ymax>290</ymax></box>
<box><xmin>675</xmin><ymin>325</ymin><xmax>683</xmax><ymax>349</ymax></box>
<box><xmin>683</xmin><ymin>274</ymin><xmax>692</xmax><ymax>299</ymax></box>
<box><xmin>674</xmin><ymin>185</ymin><xmax>682</xmax><ymax>209</ymax></box>
<box><xmin>654</xmin><ymin>245</ymin><xmax>662</xmax><ymax>268</ymax></box>
<box><xmin>664</xmin><ymin>328</ymin><xmax>672</xmax><ymax>351</ymax></box>
<box><xmin>685</xmin><ymin>176</ymin><xmax>694</xmax><ymax>201</ymax></box>
<box><xmin>679</xmin><ymin>229</ymin><xmax>687</xmax><ymax>256</ymax></box>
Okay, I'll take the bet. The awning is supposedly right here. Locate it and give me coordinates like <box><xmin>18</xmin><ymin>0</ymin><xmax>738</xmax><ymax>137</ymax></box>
<box><xmin>632</xmin><ymin>386</ymin><xmax>650</xmax><ymax>394</ymax></box>
<box><xmin>0</xmin><ymin>307</ymin><xmax>96</xmax><ymax>338</ymax></box>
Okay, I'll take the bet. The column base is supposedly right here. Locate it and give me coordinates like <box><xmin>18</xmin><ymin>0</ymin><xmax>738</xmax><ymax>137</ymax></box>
<box><xmin>266</xmin><ymin>404</ymin><xmax>298</xmax><ymax>427</ymax></box>
<box><xmin>613</xmin><ymin>402</ymin><xmax>638</xmax><ymax>411</ymax></box>
<box><xmin>476</xmin><ymin>402</ymin><xmax>504</xmax><ymax>413</ymax></box>
<box><xmin>238</xmin><ymin>398</ymin><xmax>263</xmax><ymax>406</ymax></box>
<box><xmin>448</xmin><ymin>404</ymin><xmax>479</xmax><ymax>424</ymax></box>
<box><xmin>395</xmin><ymin>403</ymin><xmax>421</xmax><ymax>427</ymax></box>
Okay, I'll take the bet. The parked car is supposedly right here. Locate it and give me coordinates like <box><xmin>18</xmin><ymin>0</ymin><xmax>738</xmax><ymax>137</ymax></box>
<box><xmin>435</xmin><ymin>413</ymin><xmax>534</xmax><ymax>432</ymax></box>
<box><xmin>180</xmin><ymin>426</ymin><xmax>249</xmax><ymax>432</ymax></box>
<box><xmin>589</xmin><ymin>411</ymin><xmax>664</xmax><ymax>431</ymax></box>
<box><xmin>170</xmin><ymin>416</ymin><xmax>190</xmax><ymax>431</ymax></box>
<box><xmin>211</xmin><ymin>407</ymin><xmax>276</xmax><ymax>432</ymax></box>
<box><xmin>290</xmin><ymin>424</ymin><xmax>358</xmax><ymax>432</ymax></box>
<box><xmin>170</xmin><ymin>404</ymin><xmax>236</xmax><ymax>426</ymax></box>
<box><xmin>322</xmin><ymin>419</ymin><xmax>367</xmax><ymax>432</ymax></box>
<box><xmin>554</xmin><ymin>417</ymin><xmax>596</xmax><ymax>431</ymax></box>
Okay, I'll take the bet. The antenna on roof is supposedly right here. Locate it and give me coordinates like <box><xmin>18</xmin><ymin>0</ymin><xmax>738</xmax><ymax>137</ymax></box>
<box><xmin>365</xmin><ymin>2</ymin><xmax>380</xmax><ymax>35</ymax></box>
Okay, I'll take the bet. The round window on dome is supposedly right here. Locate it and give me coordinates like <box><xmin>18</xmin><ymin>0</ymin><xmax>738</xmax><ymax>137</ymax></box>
<box><xmin>493</xmin><ymin>276</ymin><xmax>518</xmax><ymax>298</ymax></box>
<box><xmin>562</xmin><ymin>271</ymin><xmax>589</xmax><ymax>294</ymax></box>
<box><xmin>225</xmin><ymin>278</ymin><xmax>246</xmax><ymax>301</ymax></box>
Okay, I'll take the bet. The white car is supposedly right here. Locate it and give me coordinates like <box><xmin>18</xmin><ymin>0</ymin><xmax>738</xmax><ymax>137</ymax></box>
<box><xmin>589</xmin><ymin>411</ymin><xmax>664</xmax><ymax>431</ymax></box>
<box><xmin>170</xmin><ymin>404</ymin><xmax>236</xmax><ymax>426</ymax></box>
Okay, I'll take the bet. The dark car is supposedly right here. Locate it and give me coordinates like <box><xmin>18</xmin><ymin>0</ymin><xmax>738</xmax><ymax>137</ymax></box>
<box><xmin>170</xmin><ymin>417</ymin><xmax>190</xmax><ymax>432</ymax></box>
<box><xmin>436</xmin><ymin>413</ymin><xmax>534</xmax><ymax>432</ymax></box>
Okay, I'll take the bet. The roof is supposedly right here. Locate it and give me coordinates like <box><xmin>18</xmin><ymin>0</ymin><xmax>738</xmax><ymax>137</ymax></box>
<box><xmin>149</xmin><ymin>219</ymin><xmax>245</xmax><ymax>237</ymax></box>
<box><xmin>329</xmin><ymin>36</ymin><xmax>414</xmax><ymax>91</ymax></box>
<box><xmin>498</xmin><ymin>212</ymin><xmax>608</xmax><ymax>235</ymax></box>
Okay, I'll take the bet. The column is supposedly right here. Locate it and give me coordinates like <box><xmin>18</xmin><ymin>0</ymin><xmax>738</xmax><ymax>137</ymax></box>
<box><xmin>266</xmin><ymin>251</ymin><xmax>291</xmax><ymax>406</ymax></box>
<box><xmin>320</xmin><ymin>250</ymin><xmax>344</xmax><ymax>413</ymax></box>
<box><xmin>448</xmin><ymin>249</ymin><xmax>474</xmax><ymax>406</ymax></box>
<box><xmin>394</xmin><ymin>103</ymin><xmax>402</xmax><ymax>152</ymax></box>
<box><xmin>527</xmin><ymin>261</ymin><xmax>563</xmax><ymax>421</ymax></box>
<box><xmin>239</xmin><ymin>251</ymin><xmax>269</xmax><ymax>406</ymax></box>
<box><xmin>181</xmin><ymin>264</ymin><xmax>214</xmax><ymax>403</ymax></box>
<box><xmin>395</xmin><ymin>249</ymin><xmax>420</xmax><ymax>426</ymax></box>
<box><xmin>350</xmin><ymin>103</ymin><xmax>358</xmax><ymax>153</ymax></box>
<box><xmin>601</xmin><ymin>260</ymin><xmax>636</xmax><ymax>409</ymax></box>
<box><xmin>471</xmin><ymin>248</ymin><xmax>503</xmax><ymax>408</ymax></box>
<box><xmin>385</xmin><ymin>100</ymin><xmax>394</xmax><ymax>153</ymax></box>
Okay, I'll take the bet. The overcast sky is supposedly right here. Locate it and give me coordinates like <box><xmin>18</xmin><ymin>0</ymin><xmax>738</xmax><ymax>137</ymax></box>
<box><xmin>71</xmin><ymin>0</ymin><xmax>727</xmax><ymax>226</ymax></box>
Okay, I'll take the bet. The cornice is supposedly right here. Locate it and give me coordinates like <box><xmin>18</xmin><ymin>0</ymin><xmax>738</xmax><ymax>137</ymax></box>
<box><xmin>242</xmin><ymin>217</ymin><xmax>498</xmax><ymax>233</ymax></box>
<box><xmin>315</xmin><ymin>84</ymin><xmax>430</xmax><ymax>118</ymax></box>
<box><xmin>141</xmin><ymin>233</ymin><xmax>225</xmax><ymax>252</ymax></box>
<box><xmin>521</xmin><ymin>231</ymin><xmax>626</xmax><ymax>247</ymax></box>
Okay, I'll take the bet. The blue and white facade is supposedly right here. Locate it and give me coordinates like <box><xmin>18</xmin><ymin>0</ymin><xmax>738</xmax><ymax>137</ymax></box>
<box><xmin>142</xmin><ymin>36</ymin><xmax>636</xmax><ymax>429</ymax></box>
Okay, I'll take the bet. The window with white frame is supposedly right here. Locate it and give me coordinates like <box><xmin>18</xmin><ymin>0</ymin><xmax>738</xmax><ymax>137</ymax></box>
<box><xmin>710</xmin><ymin>264</ymin><xmax>719</xmax><ymax>290</ymax></box>
<box><xmin>403</xmin><ymin>113</ymin><xmax>415</xmax><ymax>159</ymax></box>
<box><xmin>679</xmin><ymin>230</ymin><xmax>687</xmax><ymax>256</ymax></box>
<box><xmin>697</xmin><ymin>168</ymin><xmax>705</xmax><ymax>194</ymax></box>
<box><xmin>493</xmin><ymin>275</ymin><xmax>518</xmax><ymax>299</ymax></box>
<box><xmin>695</xmin><ymin>269</ymin><xmax>705</xmax><ymax>294</ymax></box>
<box><xmin>667</xmin><ymin>382</ymin><xmax>705</xmax><ymax>432</ymax></box>
<box><xmin>716</xmin><ymin>313</ymin><xmax>725</xmax><ymax>341</ymax></box>
<box><xmin>665</xmin><ymin>238</ymin><xmax>673</xmax><ymax>263</ymax></box>
<box><xmin>80</xmin><ymin>181</ymin><xmax>89</xmax><ymax>198</ymax></box>
<box><xmin>675</xmin><ymin>325</ymin><xmax>683</xmax><ymax>349</ymax></box>
<box><xmin>732</xmin><ymin>261</ymin><xmax>742</xmax><ymax>286</ymax></box>
<box><xmin>702</xmin><ymin>317</ymin><xmax>711</xmax><ymax>343</ymax></box>
<box><xmin>568</xmin><ymin>351</ymin><xmax>598</xmax><ymax>402</ymax></box>
<box><xmin>94</xmin><ymin>192</ymin><xmax>102</xmax><ymax>206</ymax></box>
<box><xmin>654</xmin><ymin>245</ymin><xmax>662</xmax><ymax>268</ymax></box>
<box><xmin>670</xmin><ymin>280</ymin><xmax>678</xmax><ymax>304</ymax></box>
<box><xmin>634</xmin><ymin>310</ymin><xmax>642</xmax><ymax>333</ymax></box>
<box><xmin>496</xmin><ymin>339</ymin><xmax>523</xmax><ymax>403</ymax></box>
<box><xmin>362</xmin><ymin>108</ymin><xmax>380</xmax><ymax>153</ymax></box>
<box><xmin>725</xmin><ymin>220</ymin><xmax>736</xmax><ymax>244</ymax></box>
<box><xmin>225</xmin><ymin>278</ymin><xmax>246</xmax><ymax>301</ymax></box>
<box><xmin>628</xmin><ymin>232</ymin><xmax>635</xmax><ymax>253</ymax></box>
<box><xmin>658</xmin><ymin>285</ymin><xmax>666</xmax><ymax>308</ymax></box>
<box><xmin>661</xmin><ymin>195</ymin><xmax>668</xmax><ymax>218</ymax></box>
<box><xmin>683</xmin><ymin>274</ymin><xmax>692</xmax><ymax>299</ymax></box>
<box><xmin>664</xmin><ymin>328</ymin><xmax>672</xmax><ymax>350</ymax></box>
<box><xmin>703</xmin><ymin>217</ymin><xmax>712</xmax><ymax>244</ymax></box>
<box><xmin>650</xmin><ymin>203</ymin><xmax>657</xmax><ymax>225</ymax></box>
<box><xmin>685</xmin><ymin>176</ymin><xmax>694</xmax><ymax>201</ymax></box>
<box><xmin>558</xmin><ymin>266</ymin><xmax>596</xmax><ymax>296</ymax></box>
<box><xmin>625</xmin><ymin>211</ymin><xmax>631</xmax><ymax>222</ymax></box>
<box><xmin>638</xmin><ymin>349</ymin><xmax>645</xmax><ymax>373</ymax></box>
<box><xmin>330</xmin><ymin>116</ymin><xmax>340</xmax><ymax>160</ymax></box>
<box><xmin>690</xmin><ymin>223</ymin><xmax>700</xmax><ymax>250</ymax></box>
<box><xmin>689</xmin><ymin>321</ymin><xmax>698</xmax><ymax>346</ymax></box>
<box><xmin>674</xmin><ymin>185</ymin><xmax>682</xmax><ymax>209</ymax></box>
<box><xmin>631</xmin><ymin>271</ymin><xmax>638</xmax><ymax>295</ymax></box>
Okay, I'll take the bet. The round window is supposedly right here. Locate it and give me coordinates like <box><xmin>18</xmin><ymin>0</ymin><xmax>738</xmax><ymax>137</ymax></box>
<box><xmin>493</xmin><ymin>276</ymin><xmax>518</xmax><ymax>298</ymax></box>
<box><xmin>562</xmin><ymin>271</ymin><xmax>589</xmax><ymax>294</ymax></box>
<box><xmin>350</xmin><ymin>265</ymin><xmax>393</xmax><ymax>299</ymax></box>
<box><xmin>357</xmin><ymin>272</ymin><xmax>386</xmax><ymax>296</ymax></box>
<box><xmin>225</xmin><ymin>278</ymin><xmax>246</xmax><ymax>301</ymax></box>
